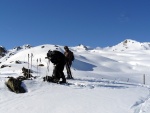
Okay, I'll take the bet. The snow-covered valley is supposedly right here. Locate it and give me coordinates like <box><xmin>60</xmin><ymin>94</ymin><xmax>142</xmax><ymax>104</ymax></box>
<box><xmin>1</xmin><ymin>39</ymin><xmax>150</xmax><ymax>113</ymax></box>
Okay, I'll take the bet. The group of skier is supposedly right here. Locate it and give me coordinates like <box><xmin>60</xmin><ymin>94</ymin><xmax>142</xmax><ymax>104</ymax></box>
<box><xmin>45</xmin><ymin>46</ymin><xmax>74</xmax><ymax>84</ymax></box>
<box><xmin>5</xmin><ymin>46</ymin><xmax>75</xmax><ymax>93</ymax></box>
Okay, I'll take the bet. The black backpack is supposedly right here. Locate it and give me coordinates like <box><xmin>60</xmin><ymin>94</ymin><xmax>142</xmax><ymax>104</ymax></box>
<box><xmin>47</xmin><ymin>50</ymin><xmax>65</xmax><ymax>64</ymax></box>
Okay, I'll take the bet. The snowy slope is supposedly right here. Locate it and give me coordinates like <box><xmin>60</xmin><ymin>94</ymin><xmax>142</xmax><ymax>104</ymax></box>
<box><xmin>1</xmin><ymin>40</ymin><xmax>150</xmax><ymax>113</ymax></box>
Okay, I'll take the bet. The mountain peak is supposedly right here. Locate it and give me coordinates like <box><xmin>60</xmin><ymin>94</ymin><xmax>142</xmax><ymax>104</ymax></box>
<box><xmin>76</xmin><ymin>44</ymin><xmax>88</xmax><ymax>50</ymax></box>
<box><xmin>122</xmin><ymin>39</ymin><xmax>139</xmax><ymax>45</ymax></box>
<box><xmin>106</xmin><ymin>39</ymin><xmax>150</xmax><ymax>51</ymax></box>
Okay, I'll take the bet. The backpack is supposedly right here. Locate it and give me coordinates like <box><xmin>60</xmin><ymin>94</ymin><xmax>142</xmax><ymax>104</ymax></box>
<box><xmin>47</xmin><ymin>50</ymin><xmax>65</xmax><ymax>64</ymax></box>
<box><xmin>70</xmin><ymin>51</ymin><xmax>74</xmax><ymax>61</ymax></box>
<box><xmin>6</xmin><ymin>77</ymin><xmax>26</xmax><ymax>93</ymax></box>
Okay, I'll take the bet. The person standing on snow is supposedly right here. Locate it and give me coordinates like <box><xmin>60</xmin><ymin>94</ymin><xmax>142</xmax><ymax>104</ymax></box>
<box><xmin>64</xmin><ymin>46</ymin><xmax>74</xmax><ymax>79</ymax></box>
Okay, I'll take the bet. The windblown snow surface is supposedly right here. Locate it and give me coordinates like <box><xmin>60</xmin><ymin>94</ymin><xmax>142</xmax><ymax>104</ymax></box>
<box><xmin>1</xmin><ymin>39</ymin><xmax>150</xmax><ymax>113</ymax></box>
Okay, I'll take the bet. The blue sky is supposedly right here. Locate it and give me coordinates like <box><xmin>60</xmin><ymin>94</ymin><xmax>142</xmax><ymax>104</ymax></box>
<box><xmin>0</xmin><ymin>0</ymin><xmax>150</xmax><ymax>49</ymax></box>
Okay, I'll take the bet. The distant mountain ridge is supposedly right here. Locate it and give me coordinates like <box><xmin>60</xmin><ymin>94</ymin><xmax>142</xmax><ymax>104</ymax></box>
<box><xmin>1</xmin><ymin>39</ymin><xmax>150</xmax><ymax>58</ymax></box>
<box><xmin>0</xmin><ymin>44</ymin><xmax>32</xmax><ymax>63</ymax></box>
<box><xmin>73</xmin><ymin>39</ymin><xmax>150</xmax><ymax>52</ymax></box>
<box><xmin>103</xmin><ymin>39</ymin><xmax>150</xmax><ymax>52</ymax></box>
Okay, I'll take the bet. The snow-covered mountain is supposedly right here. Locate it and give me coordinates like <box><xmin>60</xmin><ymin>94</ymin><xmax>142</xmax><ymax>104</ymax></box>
<box><xmin>104</xmin><ymin>39</ymin><xmax>150</xmax><ymax>51</ymax></box>
<box><xmin>1</xmin><ymin>40</ymin><xmax>150</xmax><ymax>113</ymax></box>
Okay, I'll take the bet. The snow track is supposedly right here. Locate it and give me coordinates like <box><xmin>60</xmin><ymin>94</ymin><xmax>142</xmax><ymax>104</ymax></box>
<box><xmin>132</xmin><ymin>87</ymin><xmax>150</xmax><ymax>113</ymax></box>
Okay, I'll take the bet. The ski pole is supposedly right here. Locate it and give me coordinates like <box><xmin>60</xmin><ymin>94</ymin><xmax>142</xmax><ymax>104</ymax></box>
<box><xmin>38</xmin><ymin>58</ymin><xmax>41</xmax><ymax>76</ymax></box>
<box><xmin>31</xmin><ymin>53</ymin><xmax>33</xmax><ymax>70</ymax></box>
<box><xmin>37</xmin><ymin>59</ymin><xmax>38</xmax><ymax>76</ymax></box>
<box><xmin>46</xmin><ymin>59</ymin><xmax>50</xmax><ymax>81</ymax></box>
<box><xmin>28</xmin><ymin>54</ymin><xmax>30</xmax><ymax>77</ymax></box>
<box><xmin>40</xmin><ymin>58</ymin><xmax>41</xmax><ymax>63</ymax></box>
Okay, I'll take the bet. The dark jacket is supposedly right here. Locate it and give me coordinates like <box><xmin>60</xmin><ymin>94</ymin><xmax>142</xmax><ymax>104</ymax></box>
<box><xmin>47</xmin><ymin>50</ymin><xmax>66</xmax><ymax>65</ymax></box>
<box><xmin>46</xmin><ymin>50</ymin><xmax>66</xmax><ymax>83</ymax></box>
